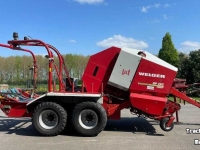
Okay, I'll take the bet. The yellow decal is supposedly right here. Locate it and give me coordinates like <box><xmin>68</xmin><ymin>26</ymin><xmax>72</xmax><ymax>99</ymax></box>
<box><xmin>138</xmin><ymin>82</ymin><xmax>164</xmax><ymax>89</ymax></box>
<box><xmin>138</xmin><ymin>82</ymin><xmax>157</xmax><ymax>86</ymax></box>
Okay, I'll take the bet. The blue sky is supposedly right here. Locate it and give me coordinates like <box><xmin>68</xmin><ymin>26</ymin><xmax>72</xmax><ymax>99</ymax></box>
<box><xmin>0</xmin><ymin>0</ymin><xmax>200</xmax><ymax>57</ymax></box>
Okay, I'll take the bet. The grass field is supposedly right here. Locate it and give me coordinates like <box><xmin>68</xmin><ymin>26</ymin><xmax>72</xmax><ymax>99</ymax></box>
<box><xmin>9</xmin><ymin>84</ymin><xmax>52</xmax><ymax>93</ymax></box>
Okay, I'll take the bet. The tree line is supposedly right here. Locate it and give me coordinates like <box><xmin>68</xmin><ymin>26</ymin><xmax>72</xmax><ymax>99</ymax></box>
<box><xmin>0</xmin><ymin>54</ymin><xmax>89</xmax><ymax>85</ymax></box>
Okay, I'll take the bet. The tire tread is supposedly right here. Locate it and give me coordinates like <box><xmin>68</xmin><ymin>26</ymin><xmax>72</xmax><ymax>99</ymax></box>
<box><xmin>32</xmin><ymin>102</ymin><xmax>67</xmax><ymax>136</ymax></box>
<box><xmin>72</xmin><ymin>101</ymin><xmax>107</xmax><ymax>136</ymax></box>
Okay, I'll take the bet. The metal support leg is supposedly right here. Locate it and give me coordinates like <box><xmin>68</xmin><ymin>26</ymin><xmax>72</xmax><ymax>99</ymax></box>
<box><xmin>173</xmin><ymin>96</ymin><xmax>179</xmax><ymax>123</ymax></box>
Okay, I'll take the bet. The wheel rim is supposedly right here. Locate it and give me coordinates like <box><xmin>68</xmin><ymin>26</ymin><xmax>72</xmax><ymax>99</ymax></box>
<box><xmin>39</xmin><ymin>110</ymin><xmax>58</xmax><ymax>129</ymax></box>
<box><xmin>164</xmin><ymin>121</ymin><xmax>171</xmax><ymax>130</ymax></box>
<box><xmin>78</xmin><ymin>109</ymin><xmax>98</xmax><ymax>129</ymax></box>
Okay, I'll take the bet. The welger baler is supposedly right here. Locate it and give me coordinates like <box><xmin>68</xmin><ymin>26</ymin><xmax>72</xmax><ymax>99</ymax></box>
<box><xmin>82</xmin><ymin>47</ymin><xmax>180</xmax><ymax>132</ymax></box>
<box><xmin>1</xmin><ymin>36</ymin><xmax>200</xmax><ymax>137</ymax></box>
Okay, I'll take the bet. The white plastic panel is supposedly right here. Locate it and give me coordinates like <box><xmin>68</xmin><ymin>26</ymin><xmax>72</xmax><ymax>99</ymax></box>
<box><xmin>144</xmin><ymin>51</ymin><xmax>178</xmax><ymax>71</ymax></box>
<box><xmin>108</xmin><ymin>48</ymin><xmax>142</xmax><ymax>91</ymax></box>
<box><xmin>121</xmin><ymin>47</ymin><xmax>178</xmax><ymax>72</ymax></box>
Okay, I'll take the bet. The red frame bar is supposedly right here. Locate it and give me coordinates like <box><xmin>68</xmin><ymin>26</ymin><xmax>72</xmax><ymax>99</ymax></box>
<box><xmin>46</xmin><ymin>44</ymin><xmax>72</xmax><ymax>91</ymax></box>
<box><xmin>170</xmin><ymin>87</ymin><xmax>200</xmax><ymax>108</ymax></box>
<box><xmin>173</xmin><ymin>96</ymin><xmax>179</xmax><ymax>122</ymax></box>
<box><xmin>8</xmin><ymin>40</ymin><xmax>54</xmax><ymax>92</ymax></box>
<box><xmin>0</xmin><ymin>44</ymin><xmax>37</xmax><ymax>89</ymax></box>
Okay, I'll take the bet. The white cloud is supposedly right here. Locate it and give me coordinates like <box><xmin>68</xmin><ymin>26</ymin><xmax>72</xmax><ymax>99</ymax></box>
<box><xmin>154</xmin><ymin>3</ymin><xmax>161</xmax><ymax>8</ymax></box>
<box><xmin>141</xmin><ymin>6</ymin><xmax>150</xmax><ymax>13</ymax></box>
<box><xmin>164</xmin><ymin>3</ymin><xmax>170</xmax><ymax>7</ymax></box>
<box><xmin>163</xmin><ymin>14</ymin><xmax>168</xmax><ymax>20</ymax></box>
<box><xmin>152</xmin><ymin>19</ymin><xmax>160</xmax><ymax>23</ymax></box>
<box><xmin>68</xmin><ymin>39</ymin><xmax>77</xmax><ymax>43</ymax></box>
<box><xmin>141</xmin><ymin>3</ymin><xmax>169</xmax><ymax>13</ymax></box>
<box><xmin>179</xmin><ymin>41</ymin><xmax>200</xmax><ymax>53</ymax></box>
<box><xmin>150</xmin><ymin>37</ymin><xmax>155</xmax><ymax>40</ymax></box>
<box><xmin>96</xmin><ymin>35</ymin><xmax>148</xmax><ymax>49</ymax></box>
<box><xmin>163</xmin><ymin>14</ymin><xmax>172</xmax><ymax>20</ymax></box>
<box><xmin>148</xmin><ymin>19</ymin><xmax>160</xmax><ymax>24</ymax></box>
<box><xmin>74</xmin><ymin>0</ymin><xmax>104</xmax><ymax>4</ymax></box>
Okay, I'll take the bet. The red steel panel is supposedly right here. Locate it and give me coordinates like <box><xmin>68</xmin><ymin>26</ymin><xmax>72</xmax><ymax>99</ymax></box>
<box><xmin>82</xmin><ymin>47</ymin><xmax>121</xmax><ymax>92</ymax></box>
<box><xmin>1</xmin><ymin>101</ymin><xmax>31</xmax><ymax>117</ymax></box>
<box><xmin>130</xmin><ymin>93</ymin><xmax>167</xmax><ymax>115</ymax></box>
<box><xmin>130</xmin><ymin>58</ymin><xmax>177</xmax><ymax>96</ymax></box>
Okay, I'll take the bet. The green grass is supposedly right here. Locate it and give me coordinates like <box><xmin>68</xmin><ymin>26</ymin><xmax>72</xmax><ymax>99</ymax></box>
<box><xmin>9</xmin><ymin>84</ymin><xmax>60</xmax><ymax>93</ymax></box>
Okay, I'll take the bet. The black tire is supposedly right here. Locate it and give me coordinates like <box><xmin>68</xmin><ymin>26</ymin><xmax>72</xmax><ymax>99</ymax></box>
<box><xmin>71</xmin><ymin>101</ymin><xmax>107</xmax><ymax>137</ymax></box>
<box><xmin>32</xmin><ymin>102</ymin><xmax>67</xmax><ymax>136</ymax></box>
<box><xmin>160</xmin><ymin>118</ymin><xmax>174</xmax><ymax>132</ymax></box>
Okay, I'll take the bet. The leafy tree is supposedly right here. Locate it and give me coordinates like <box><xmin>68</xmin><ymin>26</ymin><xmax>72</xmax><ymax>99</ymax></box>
<box><xmin>176</xmin><ymin>50</ymin><xmax>200</xmax><ymax>84</ymax></box>
<box><xmin>158</xmin><ymin>32</ymin><xmax>179</xmax><ymax>67</ymax></box>
<box><xmin>14</xmin><ymin>56</ymin><xmax>21</xmax><ymax>81</ymax></box>
<box><xmin>177</xmin><ymin>52</ymin><xmax>190</xmax><ymax>80</ymax></box>
<box><xmin>187</xmin><ymin>49</ymin><xmax>200</xmax><ymax>83</ymax></box>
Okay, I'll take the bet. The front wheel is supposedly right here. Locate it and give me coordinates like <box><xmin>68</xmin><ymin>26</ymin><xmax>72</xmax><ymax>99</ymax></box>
<box><xmin>71</xmin><ymin>102</ymin><xmax>107</xmax><ymax>136</ymax></box>
<box><xmin>160</xmin><ymin>118</ymin><xmax>174</xmax><ymax>132</ymax></box>
<box><xmin>32</xmin><ymin>102</ymin><xmax>67</xmax><ymax>136</ymax></box>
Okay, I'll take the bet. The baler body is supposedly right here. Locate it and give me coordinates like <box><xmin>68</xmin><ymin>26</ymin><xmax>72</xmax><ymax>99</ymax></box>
<box><xmin>82</xmin><ymin>47</ymin><xmax>178</xmax><ymax>117</ymax></box>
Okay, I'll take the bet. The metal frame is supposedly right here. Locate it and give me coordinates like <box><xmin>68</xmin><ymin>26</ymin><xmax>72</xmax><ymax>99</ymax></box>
<box><xmin>7</xmin><ymin>40</ymin><xmax>54</xmax><ymax>92</ymax></box>
<box><xmin>0</xmin><ymin>44</ymin><xmax>37</xmax><ymax>89</ymax></box>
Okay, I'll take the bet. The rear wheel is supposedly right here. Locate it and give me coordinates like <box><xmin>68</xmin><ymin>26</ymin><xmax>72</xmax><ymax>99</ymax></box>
<box><xmin>32</xmin><ymin>102</ymin><xmax>67</xmax><ymax>136</ymax></box>
<box><xmin>160</xmin><ymin>118</ymin><xmax>174</xmax><ymax>131</ymax></box>
<box><xmin>71</xmin><ymin>102</ymin><xmax>107</xmax><ymax>136</ymax></box>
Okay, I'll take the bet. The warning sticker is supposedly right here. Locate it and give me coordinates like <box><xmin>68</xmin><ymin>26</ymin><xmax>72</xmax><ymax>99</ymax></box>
<box><xmin>147</xmin><ymin>86</ymin><xmax>154</xmax><ymax>90</ymax></box>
